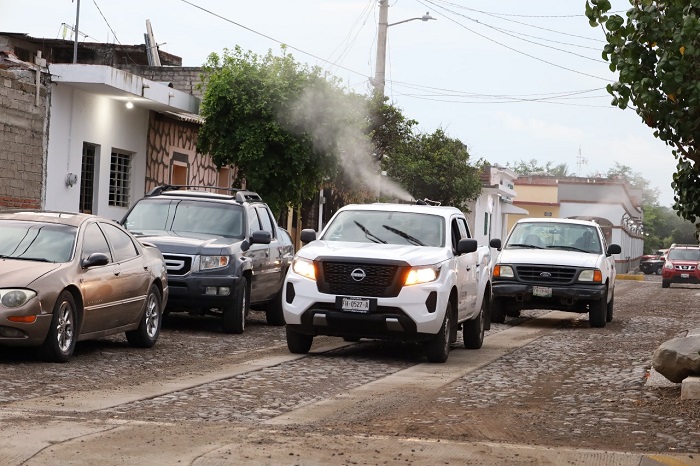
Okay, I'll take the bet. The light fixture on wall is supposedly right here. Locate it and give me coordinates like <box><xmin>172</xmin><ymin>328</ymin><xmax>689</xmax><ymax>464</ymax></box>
<box><xmin>65</xmin><ymin>173</ymin><xmax>78</xmax><ymax>187</ymax></box>
<box><xmin>125</xmin><ymin>101</ymin><xmax>134</xmax><ymax>109</ymax></box>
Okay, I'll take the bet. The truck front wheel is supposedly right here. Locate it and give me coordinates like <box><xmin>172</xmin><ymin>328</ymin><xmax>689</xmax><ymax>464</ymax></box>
<box><xmin>286</xmin><ymin>326</ymin><xmax>313</xmax><ymax>354</ymax></box>
<box><xmin>424</xmin><ymin>302</ymin><xmax>451</xmax><ymax>363</ymax></box>
<box><xmin>588</xmin><ymin>289</ymin><xmax>607</xmax><ymax>328</ymax></box>
<box><xmin>463</xmin><ymin>295</ymin><xmax>485</xmax><ymax>349</ymax></box>
<box><xmin>491</xmin><ymin>297</ymin><xmax>506</xmax><ymax>324</ymax></box>
<box><xmin>223</xmin><ymin>277</ymin><xmax>247</xmax><ymax>334</ymax></box>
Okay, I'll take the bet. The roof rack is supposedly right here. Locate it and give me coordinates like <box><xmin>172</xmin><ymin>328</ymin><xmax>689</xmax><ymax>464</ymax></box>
<box><xmin>145</xmin><ymin>185</ymin><xmax>263</xmax><ymax>203</ymax></box>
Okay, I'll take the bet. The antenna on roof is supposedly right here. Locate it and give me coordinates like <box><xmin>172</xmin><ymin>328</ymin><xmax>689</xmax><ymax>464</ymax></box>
<box><xmin>144</xmin><ymin>20</ymin><xmax>162</xmax><ymax>66</ymax></box>
<box><xmin>576</xmin><ymin>146</ymin><xmax>587</xmax><ymax>177</ymax></box>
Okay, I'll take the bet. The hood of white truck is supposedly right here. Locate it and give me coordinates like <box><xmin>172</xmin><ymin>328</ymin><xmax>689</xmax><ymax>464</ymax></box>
<box><xmin>496</xmin><ymin>248</ymin><xmax>603</xmax><ymax>268</ymax></box>
<box><xmin>297</xmin><ymin>240</ymin><xmax>450</xmax><ymax>266</ymax></box>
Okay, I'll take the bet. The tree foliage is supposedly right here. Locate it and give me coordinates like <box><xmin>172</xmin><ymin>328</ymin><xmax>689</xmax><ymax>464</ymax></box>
<box><xmin>506</xmin><ymin>159</ymin><xmax>573</xmax><ymax>177</ymax></box>
<box><xmin>197</xmin><ymin>46</ymin><xmax>353</xmax><ymax>216</ymax></box>
<box><xmin>385</xmin><ymin>128</ymin><xmax>482</xmax><ymax>212</ymax></box>
<box><xmin>585</xmin><ymin>1</ymin><xmax>700</xmax><ymax>229</ymax></box>
<box><xmin>606</xmin><ymin>162</ymin><xmax>660</xmax><ymax>205</ymax></box>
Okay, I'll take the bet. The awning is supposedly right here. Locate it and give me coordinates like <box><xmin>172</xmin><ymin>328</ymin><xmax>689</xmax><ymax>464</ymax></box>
<box><xmin>501</xmin><ymin>203</ymin><xmax>529</xmax><ymax>215</ymax></box>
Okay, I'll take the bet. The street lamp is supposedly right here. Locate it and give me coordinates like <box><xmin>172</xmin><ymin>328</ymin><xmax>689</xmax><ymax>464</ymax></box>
<box><xmin>373</xmin><ymin>1</ymin><xmax>435</xmax><ymax>96</ymax></box>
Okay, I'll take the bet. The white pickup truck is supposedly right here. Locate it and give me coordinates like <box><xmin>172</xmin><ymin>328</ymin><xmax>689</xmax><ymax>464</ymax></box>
<box><xmin>282</xmin><ymin>201</ymin><xmax>497</xmax><ymax>363</ymax></box>
<box><xmin>490</xmin><ymin>217</ymin><xmax>621</xmax><ymax>327</ymax></box>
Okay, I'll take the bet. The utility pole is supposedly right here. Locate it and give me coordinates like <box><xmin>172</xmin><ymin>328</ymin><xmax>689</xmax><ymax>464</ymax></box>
<box><xmin>72</xmin><ymin>0</ymin><xmax>81</xmax><ymax>63</ymax></box>
<box><xmin>373</xmin><ymin>0</ymin><xmax>389</xmax><ymax>96</ymax></box>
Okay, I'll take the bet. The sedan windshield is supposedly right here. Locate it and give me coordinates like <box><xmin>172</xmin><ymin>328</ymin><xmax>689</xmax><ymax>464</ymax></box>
<box><xmin>506</xmin><ymin>222</ymin><xmax>602</xmax><ymax>254</ymax></box>
<box><xmin>0</xmin><ymin>221</ymin><xmax>77</xmax><ymax>262</ymax></box>
<box><xmin>124</xmin><ymin>199</ymin><xmax>245</xmax><ymax>239</ymax></box>
<box><xmin>321</xmin><ymin>210</ymin><xmax>444</xmax><ymax>247</ymax></box>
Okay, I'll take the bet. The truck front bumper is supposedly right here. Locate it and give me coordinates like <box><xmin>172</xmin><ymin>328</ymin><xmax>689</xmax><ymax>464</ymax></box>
<box><xmin>492</xmin><ymin>281</ymin><xmax>606</xmax><ymax>312</ymax></box>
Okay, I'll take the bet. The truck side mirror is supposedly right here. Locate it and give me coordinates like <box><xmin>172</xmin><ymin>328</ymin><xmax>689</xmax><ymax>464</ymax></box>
<box><xmin>300</xmin><ymin>229</ymin><xmax>317</xmax><ymax>244</ymax></box>
<box><xmin>489</xmin><ymin>238</ymin><xmax>502</xmax><ymax>250</ymax></box>
<box><xmin>607</xmin><ymin>244</ymin><xmax>622</xmax><ymax>255</ymax></box>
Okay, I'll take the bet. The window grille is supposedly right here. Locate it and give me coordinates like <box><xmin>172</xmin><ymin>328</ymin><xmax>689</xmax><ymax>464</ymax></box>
<box><xmin>109</xmin><ymin>150</ymin><xmax>131</xmax><ymax>207</ymax></box>
<box><xmin>79</xmin><ymin>144</ymin><xmax>95</xmax><ymax>213</ymax></box>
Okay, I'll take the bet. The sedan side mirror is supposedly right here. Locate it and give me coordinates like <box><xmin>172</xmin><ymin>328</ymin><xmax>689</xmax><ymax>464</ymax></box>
<box><xmin>82</xmin><ymin>252</ymin><xmax>110</xmax><ymax>269</ymax></box>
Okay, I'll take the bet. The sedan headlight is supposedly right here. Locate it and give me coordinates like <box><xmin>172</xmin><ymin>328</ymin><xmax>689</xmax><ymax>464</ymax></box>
<box><xmin>0</xmin><ymin>289</ymin><xmax>37</xmax><ymax>308</ymax></box>
<box><xmin>404</xmin><ymin>266</ymin><xmax>440</xmax><ymax>286</ymax></box>
<box><xmin>493</xmin><ymin>264</ymin><xmax>514</xmax><ymax>278</ymax></box>
<box><xmin>292</xmin><ymin>257</ymin><xmax>316</xmax><ymax>281</ymax></box>
<box><xmin>578</xmin><ymin>269</ymin><xmax>603</xmax><ymax>283</ymax></box>
<box><xmin>199</xmin><ymin>255</ymin><xmax>230</xmax><ymax>271</ymax></box>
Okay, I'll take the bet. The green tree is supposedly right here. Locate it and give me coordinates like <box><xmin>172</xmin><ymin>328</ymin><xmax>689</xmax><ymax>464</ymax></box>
<box><xmin>385</xmin><ymin>128</ymin><xmax>482</xmax><ymax>211</ymax></box>
<box><xmin>507</xmin><ymin>159</ymin><xmax>573</xmax><ymax>176</ymax></box>
<box><xmin>197</xmin><ymin>46</ymin><xmax>356</xmax><ymax>216</ymax></box>
<box><xmin>605</xmin><ymin>162</ymin><xmax>660</xmax><ymax>205</ymax></box>
<box><xmin>585</xmin><ymin>1</ymin><xmax>700</xmax><ymax>235</ymax></box>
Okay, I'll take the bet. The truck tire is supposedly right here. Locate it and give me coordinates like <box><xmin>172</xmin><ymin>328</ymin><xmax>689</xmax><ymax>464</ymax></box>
<box><xmin>286</xmin><ymin>326</ymin><xmax>313</xmax><ymax>354</ymax></box>
<box><xmin>463</xmin><ymin>295</ymin><xmax>485</xmax><ymax>349</ymax></box>
<box><xmin>491</xmin><ymin>297</ymin><xmax>506</xmax><ymax>324</ymax></box>
<box><xmin>424</xmin><ymin>303</ymin><xmax>451</xmax><ymax>363</ymax></box>
<box><xmin>606</xmin><ymin>292</ymin><xmax>614</xmax><ymax>323</ymax></box>
<box><xmin>589</xmin><ymin>290</ymin><xmax>607</xmax><ymax>328</ymax></box>
<box><xmin>265</xmin><ymin>290</ymin><xmax>286</xmax><ymax>326</ymax></box>
<box><xmin>223</xmin><ymin>277</ymin><xmax>247</xmax><ymax>334</ymax></box>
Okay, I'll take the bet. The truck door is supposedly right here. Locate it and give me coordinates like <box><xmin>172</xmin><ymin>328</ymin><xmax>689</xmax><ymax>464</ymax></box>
<box><xmin>453</xmin><ymin>216</ymin><xmax>478</xmax><ymax>320</ymax></box>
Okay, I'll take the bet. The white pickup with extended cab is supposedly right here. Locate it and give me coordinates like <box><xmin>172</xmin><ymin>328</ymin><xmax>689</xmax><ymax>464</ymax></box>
<box><xmin>282</xmin><ymin>201</ymin><xmax>497</xmax><ymax>362</ymax></box>
<box><xmin>490</xmin><ymin>217</ymin><xmax>621</xmax><ymax>327</ymax></box>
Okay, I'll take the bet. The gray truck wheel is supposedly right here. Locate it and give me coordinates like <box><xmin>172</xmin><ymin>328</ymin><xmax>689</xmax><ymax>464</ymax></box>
<box><xmin>589</xmin><ymin>290</ymin><xmax>607</xmax><ymax>328</ymax></box>
<box><xmin>463</xmin><ymin>295</ymin><xmax>485</xmax><ymax>349</ymax></box>
<box><xmin>286</xmin><ymin>326</ymin><xmax>313</xmax><ymax>354</ymax></box>
<box><xmin>223</xmin><ymin>277</ymin><xmax>247</xmax><ymax>334</ymax></box>
<box><xmin>424</xmin><ymin>302</ymin><xmax>451</xmax><ymax>363</ymax></box>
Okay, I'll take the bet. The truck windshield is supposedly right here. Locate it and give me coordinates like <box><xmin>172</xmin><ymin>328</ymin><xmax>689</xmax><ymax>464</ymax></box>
<box><xmin>124</xmin><ymin>199</ymin><xmax>245</xmax><ymax>239</ymax></box>
<box><xmin>506</xmin><ymin>222</ymin><xmax>602</xmax><ymax>254</ymax></box>
<box><xmin>322</xmin><ymin>210</ymin><xmax>444</xmax><ymax>247</ymax></box>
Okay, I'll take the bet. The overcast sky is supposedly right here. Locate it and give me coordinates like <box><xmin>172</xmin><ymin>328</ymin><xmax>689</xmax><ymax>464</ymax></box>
<box><xmin>1</xmin><ymin>0</ymin><xmax>678</xmax><ymax>206</ymax></box>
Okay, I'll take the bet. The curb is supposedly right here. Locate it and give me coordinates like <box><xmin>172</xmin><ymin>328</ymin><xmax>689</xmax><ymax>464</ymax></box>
<box><xmin>617</xmin><ymin>273</ymin><xmax>645</xmax><ymax>281</ymax></box>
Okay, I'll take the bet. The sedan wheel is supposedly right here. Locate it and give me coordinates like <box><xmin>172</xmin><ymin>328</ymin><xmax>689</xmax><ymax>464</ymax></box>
<box><xmin>126</xmin><ymin>284</ymin><xmax>162</xmax><ymax>348</ymax></box>
<box><xmin>38</xmin><ymin>290</ymin><xmax>78</xmax><ymax>363</ymax></box>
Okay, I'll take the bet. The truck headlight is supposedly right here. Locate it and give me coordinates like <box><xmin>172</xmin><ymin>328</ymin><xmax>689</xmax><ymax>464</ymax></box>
<box><xmin>493</xmin><ymin>265</ymin><xmax>514</xmax><ymax>278</ymax></box>
<box><xmin>664</xmin><ymin>262</ymin><xmax>673</xmax><ymax>269</ymax></box>
<box><xmin>292</xmin><ymin>257</ymin><xmax>316</xmax><ymax>281</ymax></box>
<box><xmin>404</xmin><ymin>266</ymin><xmax>439</xmax><ymax>286</ymax></box>
<box><xmin>578</xmin><ymin>269</ymin><xmax>602</xmax><ymax>282</ymax></box>
<box><xmin>200</xmin><ymin>256</ymin><xmax>230</xmax><ymax>271</ymax></box>
<box><xmin>0</xmin><ymin>289</ymin><xmax>36</xmax><ymax>308</ymax></box>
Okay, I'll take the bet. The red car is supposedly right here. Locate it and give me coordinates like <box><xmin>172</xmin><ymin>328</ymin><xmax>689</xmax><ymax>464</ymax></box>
<box><xmin>661</xmin><ymin>245</ymin><xmax>700</xmax><ymax>288</ymax></box>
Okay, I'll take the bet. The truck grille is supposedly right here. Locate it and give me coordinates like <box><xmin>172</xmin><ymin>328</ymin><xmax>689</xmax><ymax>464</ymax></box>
<box><xmin>515</xmin><ymin>265</ymin><xmax>576</xmax><ymax>284</ymax></box>
<box><xmin>318</xmin><ymin>261</ymin><xmax>403</xmax><ymax>298</ymax></box>
<box><xmin>163</xmin><ymin>254</ymin><xmax>193</xmax><ymax>276</ymax></box>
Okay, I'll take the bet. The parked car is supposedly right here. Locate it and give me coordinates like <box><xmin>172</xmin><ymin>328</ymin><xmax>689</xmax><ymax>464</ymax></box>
<box><xmin>282</xmin><ymin>201</ymin><xmax>496</xmax><ymax>363</ymax></box>
<box><xmin>640</xmin><ymin>251</ymin><xmax>665</xmax><ymax>275</ymax></box>
<box><xmin>0</xmin><ymin>211</ymin><xmax>168</xmax><ymax>362</ymax></box>
<box><xmin>490</xmin><ymin>218</ymin><xmax>621</xmax><ymax>328</ymax></box>
<box><xmin>121</xmin><ymin>185</ymin><xmax>294</xmax><ymax>333</ymax></box>
<box><xmin>661</xmin><ymin>244</ymin><xmax>700</xmax><ymax>288</ymax></box>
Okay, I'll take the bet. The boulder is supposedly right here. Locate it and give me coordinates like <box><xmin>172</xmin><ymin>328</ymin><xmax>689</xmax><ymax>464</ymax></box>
<box><xmin>652</xmin><ymin>335</ymin><xmax>700</xmax><ymax>383</ymax></box>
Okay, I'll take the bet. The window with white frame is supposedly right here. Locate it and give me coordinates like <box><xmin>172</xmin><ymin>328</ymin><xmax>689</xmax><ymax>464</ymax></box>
<box><xmin>109</xmin><ymin>149</ymin><xmax>131</xmax><ymax>207</ymax></box>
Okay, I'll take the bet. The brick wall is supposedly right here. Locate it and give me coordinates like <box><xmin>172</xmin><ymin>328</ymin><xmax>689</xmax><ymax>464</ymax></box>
<box><xmin>117</xmin><ymin>65</ymin><xmax>204</xmax><ymax>98</ymax></box>
<box><xmin>0</xmin><ymin>66</ymin><xmax>47</xmax><ymax>209</ymax></box>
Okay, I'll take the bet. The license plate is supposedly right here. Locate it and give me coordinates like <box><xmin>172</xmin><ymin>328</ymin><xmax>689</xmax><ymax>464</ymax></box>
<box><xmin>533</xmin><ymin>286</ymin><xmax>552</xmax><ymax>298</ymax></box>
<box><xmin>681</xmin><ymin>273</ymin><xmax>690</xmax><ymax>279</ymax></box>
<box><xmin>341</xmin><ymin>297</ymin><xmax>371</xmax><ymax>313</ymax></box>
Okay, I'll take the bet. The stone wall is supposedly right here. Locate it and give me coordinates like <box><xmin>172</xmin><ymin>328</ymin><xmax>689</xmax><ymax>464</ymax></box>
<box><xmin>0</xmin><ymin>66</ymin><xmax>47</xmax><ymax>209</ymax></box>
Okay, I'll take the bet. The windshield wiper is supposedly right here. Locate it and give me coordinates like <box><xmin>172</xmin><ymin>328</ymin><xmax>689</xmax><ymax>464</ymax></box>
<box><xmin>382</xmin><ymin>225</ymin><xmax>425</xmax><ymax>246</ymax></box>
<box><xmin>353</xmin><ymin>221</ymin><xmax>386</xmax><ymax>244</ymax></box>
<box><xmin>0</xmin><ymin>255</ymin><xmax>53</xmax><ymax>262</ymax></box>
<box><xmin>507</xmin><ymin>243</ymin><xmax>544</xmax><ymax>249</ymax></box>
<box><xmin>549</xmin><ymin>245</ymin><xmax>589</xmax><ymax>253</ymax></box>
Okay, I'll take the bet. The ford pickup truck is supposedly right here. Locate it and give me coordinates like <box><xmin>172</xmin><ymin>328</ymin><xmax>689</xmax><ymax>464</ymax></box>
<box><xmin>490</xmin><ymin>217</ymin><xmax>621</xmax><ymax>328</ymax></box>
<box><xmin>282</xmin><ymin>201</ymin><xmax>497</xmax><ymax>363</ymax></box>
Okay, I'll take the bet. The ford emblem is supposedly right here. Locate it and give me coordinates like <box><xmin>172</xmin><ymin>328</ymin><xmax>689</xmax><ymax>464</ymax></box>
<box><xmin>540</xmin><ymin>272</ymin><xmax>552</xmax><ymax>278</ymax></box>
<box><xmin>351</xmin><ymin>268</ymin><xmax>367</xmax><ymax>282</ymax></box>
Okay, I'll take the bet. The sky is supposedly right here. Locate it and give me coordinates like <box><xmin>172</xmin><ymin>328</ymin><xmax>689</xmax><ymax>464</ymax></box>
<box><xmin>0</xmin><ymin>0</ymin><xmax>679</xmax><ymax>207</ymax></box>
